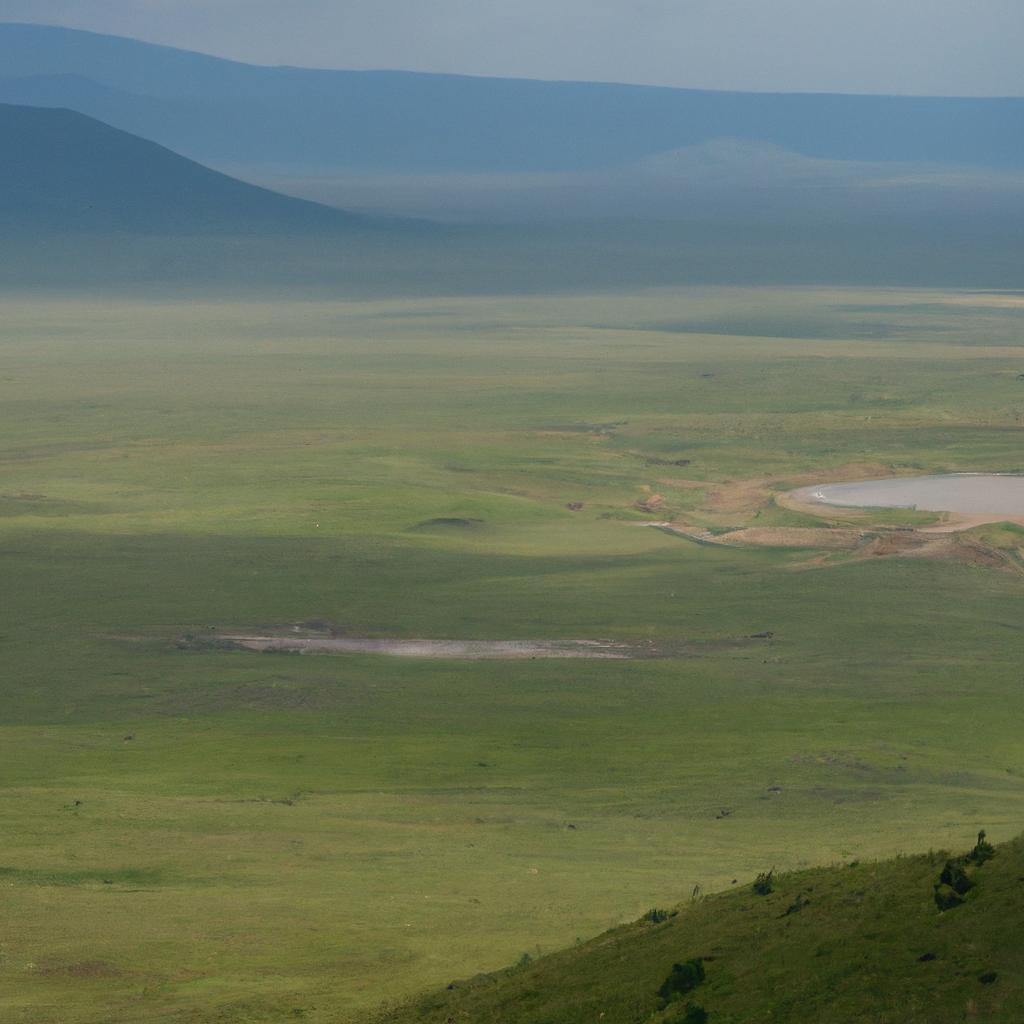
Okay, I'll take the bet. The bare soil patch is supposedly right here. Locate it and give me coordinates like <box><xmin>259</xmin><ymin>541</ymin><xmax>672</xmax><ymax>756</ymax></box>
<box><xmin>635</xmin><ymin>493</ymin><xmax>667</xmax><ymax>513</ymax></box>
<box><xmin>644</xmin><ymin>518</ymin><xmax>1021</xmax><ymax>572</ymax></box>
<box><xmin>221</xmin><ymin>636</ymin><xmax>635</xmax><ymax>659</ymax></box>
<box><xmin>186</xmin><ymin>631</ymin><xmax>772</xmax><ymax>661</ymax></box>
<box><xmin>639</xmin><ymin>464</ymin><xmax>1023</xmax><ymax>571</ymax></box>
<box><xmin>717</xmin><ymin>527</ymin><xmax>866</xmax><ymax>550</ymax></box>
<box><xmin>681</xmin><ymin>463</ymin><xmax>894</xmax><ymax>519</ymax></box>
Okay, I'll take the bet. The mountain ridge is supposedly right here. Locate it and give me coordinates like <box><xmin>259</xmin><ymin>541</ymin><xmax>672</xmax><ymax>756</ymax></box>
<box><xmin>1</xmin><ymin>22</ymin><xmax>1022</xmax><ymax>174</ymax></box>
<box><xmin>0</xmin><ymin>102</ymin><xmax>370</xmax><ymax>235</ymax></box>
<box><xmin>3</xmin><ymin>21</ymin><xmax>1022</xmax><ymax>99</ymax></box>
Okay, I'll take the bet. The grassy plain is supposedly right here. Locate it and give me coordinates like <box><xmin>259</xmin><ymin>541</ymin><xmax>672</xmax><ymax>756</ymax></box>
<box><xmin>1</xmin><ymin>286</ymin><xmax>1023</xmax><ymax>1022</ymax></box>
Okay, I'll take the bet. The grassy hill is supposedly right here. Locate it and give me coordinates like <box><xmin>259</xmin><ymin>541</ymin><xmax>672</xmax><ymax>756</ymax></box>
<box><xmin>0</xmin><ymin>103</ymin><xmax>366</xmax><ymax>235</ymax></box>
<box><xmin>1</xmin><ymin>22</ymin><xmax>1022</xmax><ymax>174</ymax></box>
<box><xmin>380</xmin><ymin>832</ymin><xmax>1024</xmax><ymax>1023</ymax></box>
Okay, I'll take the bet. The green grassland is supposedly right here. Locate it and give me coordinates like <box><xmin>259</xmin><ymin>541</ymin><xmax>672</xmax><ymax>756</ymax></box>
<box><xmin>1</xmin><ymin>286</ymin><xmax>1023</xmax><ymax>1022</ymax></box>
<box><xmin>382</xmin><ymin>832</ymin><xmax>1024</xmax><ymax>1024</ymax></box>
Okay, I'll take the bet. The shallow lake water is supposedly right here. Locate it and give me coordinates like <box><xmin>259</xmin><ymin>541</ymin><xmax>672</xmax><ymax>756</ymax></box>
<box><xmin>795</xmin><ymin>474</ymin><xmax>1024</xmax><ymax>515</ymax></box>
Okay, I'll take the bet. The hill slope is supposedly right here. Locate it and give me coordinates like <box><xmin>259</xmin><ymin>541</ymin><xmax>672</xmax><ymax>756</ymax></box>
<box><xmin>0</xmin><ymin>23</ymin><xmax>1022</xmax><ymax>173</ymax></box>
<box><xmin>379</xmin><ymin>833</ymin><xmax>1024</xmax><ymax>1024</ymax></box>
<box><xmin>0</xmin><ymin>103</ymin><xmax>365</xmax><ymax>235</ymax></box>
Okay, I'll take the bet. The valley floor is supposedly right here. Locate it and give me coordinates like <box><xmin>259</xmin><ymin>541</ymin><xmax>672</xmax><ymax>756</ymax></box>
<box><xmin>1</xmin><ymin>286</ymin><xmax>1022</xmax><ymax>1022</ymax></box>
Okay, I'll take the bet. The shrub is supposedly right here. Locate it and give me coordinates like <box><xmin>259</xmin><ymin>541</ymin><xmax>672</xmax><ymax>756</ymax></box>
<box><xmin>934</xmin><ymin>855</ymin><xmax>976</xmax><ymax>910</ymax></box>
<box><xmin>967</xmin><ymin>830</ymin><xmax>996</xmax><ymax>865</ymax></box>
<box><xmin>752</xmin><ymin>869</ymin><xmax>775</xmax><ymax>896</ymax></box>
<box><xmin>939</xmin><ymin>859</ymin><xmax>974</xmax><ymax>895</ymax></box>
<box><xmin>934</xmin><ymin>885</ymin><xmax>965</xmax><ymax>911</ymax></box>
<box><xmin>657</xmin><ymin>959</ymin><xmax>706</xmax><ymax>1003</ymax></box>
<box><xmin>782</xmin><ymin>893</ymin><xmax>810</xmax><ymax>917</ymax></box>
<box><xmin>642</xmin><ymin>908</ymin><xmax>674</xmax><ymax>924</ymax></box>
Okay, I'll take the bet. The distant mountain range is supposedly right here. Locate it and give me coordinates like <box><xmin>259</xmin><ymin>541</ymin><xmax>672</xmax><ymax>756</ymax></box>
<box><xmin>1</xmin><ymin>22</ymin><xmax>1022</xmax><ymax>175</ymax></box>
<box><xmin>0</xmin><ymin>103</ymin><xmax>365</xmax><ymax>235</ymax></box>
<box><xmin>254</xmin><ymin>137</ymin><xmax>1024</xmax><ymax>225</ymax></box>
<box><xmin>0</xmin><ymin>24</ymin><xmax>1019</xmax><ymax>292</ymax></box>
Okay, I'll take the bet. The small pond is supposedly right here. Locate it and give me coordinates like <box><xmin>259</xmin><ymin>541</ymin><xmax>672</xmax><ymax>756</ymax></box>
<box><xmin>795</xmin><ymin>474</ymin><xmax>1024</xmax><ymax>516</ymax></box>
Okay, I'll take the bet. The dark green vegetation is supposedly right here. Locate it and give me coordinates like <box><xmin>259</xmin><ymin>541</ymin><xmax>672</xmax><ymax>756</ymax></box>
<box><xmin>1</xmin><ymin>288</ymin><xmax>1023</xmax><ymax>1022</ymax></box>
<box><xmin>381</xmin><ymin>834</ymin><xmax>1024</xmax><ymax>1023</ymax></box>
<box><xmin>0</xmin><ymin>104</ymin><xmax>367</xmax><ymax>235</ymax></box>
<box><xmin>933</xmin><ymin>831</ymin><xmax>998</xmax><ymax>910</ymax></box>
<box><xmin>2</xmin><ymin>22</ymin><xmax>1023</xmax><ymax>173</ymax></box>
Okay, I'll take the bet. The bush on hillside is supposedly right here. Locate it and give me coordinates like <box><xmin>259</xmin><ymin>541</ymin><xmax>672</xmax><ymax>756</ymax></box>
<box><xmin>933</xmin><ymin>885</ymin><xmax>966</xmax><ymax>911</ymax></box>
<box><xmin>782</xmin><ymin>892</ymin><xmax>811</xmax><ymax>917</ymax></box>
<box><xmin>657</xmin><ymin>959</ymin><xmax>706</xmax><ymax>1004</ymax></box>
<box><xmin>933</xmin><ymin>831</ymin><xmax>995</xmax><ymax>910</ymax></box>
<box><xmin>642</xmin><ymin>908</ymin><xmax>676</xmax><ymax>924</ymax></box>
<box><xmin>968</xmin><ymin>829</ymin><xmax>996</xmax><ymax>865</ymax></box>
<box><xmin>939</xmin><ymin>859</ymin><xmax>974</xmax><ymax>895</ymax></box>
<box><xmin>934</xmin><ymin>851</ymin><xmax>981</xmax><ymax>910</ymax></box>
<box><xmin>752</xmin><ymin>869</ymin><xmax>775</xmax><ymax>896</ymax></box>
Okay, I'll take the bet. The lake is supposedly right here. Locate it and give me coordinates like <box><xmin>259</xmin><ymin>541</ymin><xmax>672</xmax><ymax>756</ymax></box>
<box><xmin>795</xmin><ymin>474</ymin><xmax>1024</xmax><ymax>515</ymax></box>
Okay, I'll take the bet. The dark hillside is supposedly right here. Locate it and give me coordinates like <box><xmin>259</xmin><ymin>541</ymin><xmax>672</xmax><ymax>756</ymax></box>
<box><xmin>379</xmin><ymin>833</ymin><xmax>1024</xmax><ymax>1024</ymax></box>
<box><xmin>0</xmin><ymin>103</ymin><xmax>365</xmax><ymax>235</ymax></box>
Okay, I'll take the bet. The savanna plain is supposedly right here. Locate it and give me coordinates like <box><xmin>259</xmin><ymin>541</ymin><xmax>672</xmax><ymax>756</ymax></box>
<box><xmin>2</xmin><ymin>285</ymin><xmax>1024</xmax><ymax>1022</ymax></box>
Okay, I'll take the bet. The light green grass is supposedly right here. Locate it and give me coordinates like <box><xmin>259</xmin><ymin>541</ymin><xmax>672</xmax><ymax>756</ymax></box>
<box><xmin>1</xmin><ymin>286</ymin><xmax>1023</xmax><ymax>1022</ymax></box>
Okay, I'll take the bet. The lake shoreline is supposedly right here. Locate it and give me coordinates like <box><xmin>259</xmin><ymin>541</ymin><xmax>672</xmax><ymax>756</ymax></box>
<box><xmin>787</xmin><ymin>473</ymin><xmax>1024</xmax><ymax>528</ymax></box>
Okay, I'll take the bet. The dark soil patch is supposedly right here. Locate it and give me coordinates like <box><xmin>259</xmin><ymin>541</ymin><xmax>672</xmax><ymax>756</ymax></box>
<box><xmin>298</xmin><ymin>618</ymin><xmax>347</xmax><ymax>635</ymax></box>
<box><xmin>39</xmin><ymin>959</ymin><xmax>124</xmax><ymax>979</ymax></box>
<box><xmin>542</xmin><ymin>421</ymin><xmax>623</xmax><ymax>434</ymax></box>
<box><xmin>175</xmin><ymin>635</ymin><xmax>247</xmax><ymax>652</ymax></box>
<box><xmin>412</xmin><ymin>517</ymin><xmax>484</xmax><ymax>530</ymax></box>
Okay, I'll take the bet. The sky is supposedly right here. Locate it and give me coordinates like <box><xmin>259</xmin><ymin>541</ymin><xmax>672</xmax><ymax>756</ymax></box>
<box><xmin>0</xmin><ymin>0</ymin><xmax>1021</xmax><ymax>96</ymax></box>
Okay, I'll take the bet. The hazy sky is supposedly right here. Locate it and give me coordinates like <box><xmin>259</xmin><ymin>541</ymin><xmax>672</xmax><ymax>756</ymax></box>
<box><xmin>1</xmin><ymin>0</ymin><xmax>1021</xmax><ymax>96</ymax></box>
